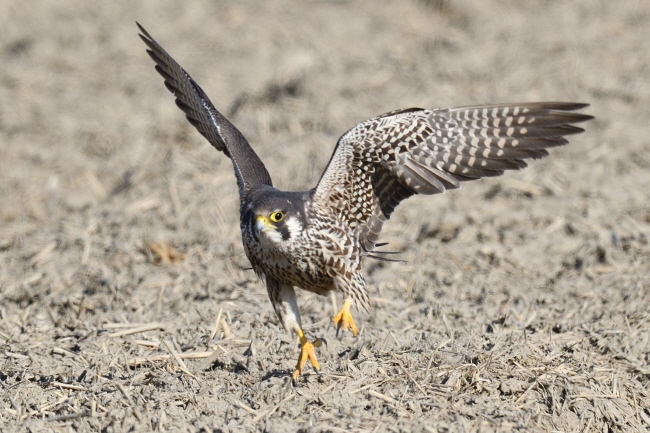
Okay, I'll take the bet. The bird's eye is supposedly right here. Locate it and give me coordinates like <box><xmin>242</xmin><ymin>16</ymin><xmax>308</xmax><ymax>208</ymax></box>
<box><xmin>270</xmin><ymin>211</ymin><xmax>284</xmax><ymax>222</ymax></box>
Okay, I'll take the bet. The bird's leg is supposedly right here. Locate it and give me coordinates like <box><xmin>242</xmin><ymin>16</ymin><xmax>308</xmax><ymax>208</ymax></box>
<box><xmin>268</xmin><ymin>280</ymin><xmax>322</xmax><ymax>378</ymax></box>
<box><xmin>332</xmin><ymin>298</ymin><xmax>359</xmax><ymax>336</ymax></box>
<box><xmin>292</xmin><ymin>328</ymin><xmax>323</xmax><ymax>379</ymax></box>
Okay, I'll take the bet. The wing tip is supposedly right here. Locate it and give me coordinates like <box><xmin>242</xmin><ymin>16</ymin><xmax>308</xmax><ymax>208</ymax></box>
<box><xmin>136</xmin><ymin>22</ymin><xmax>152</xmax><ymax>42</ymax></box>
<box><xmin>543</xmin><ymin>101</ymin><xmax>590</xmax><ymax>111</ymax></box>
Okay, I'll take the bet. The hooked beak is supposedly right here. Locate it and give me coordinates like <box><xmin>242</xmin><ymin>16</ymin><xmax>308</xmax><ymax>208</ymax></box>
<box><xmin>255</xmin><ymin>215</ymin><xmax>273</xmax><ymax>233</ymax></box>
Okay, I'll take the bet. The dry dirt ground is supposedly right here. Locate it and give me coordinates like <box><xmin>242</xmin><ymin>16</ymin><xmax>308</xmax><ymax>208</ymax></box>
<box><xmin>1</xmin><ymin>1</ymin><xmax>649</xmax><ymax>432</ymax></box>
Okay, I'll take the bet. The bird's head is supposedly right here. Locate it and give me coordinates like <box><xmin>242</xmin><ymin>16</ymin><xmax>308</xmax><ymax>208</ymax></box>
<box><xmin>243</xmin><ymin>189</ymin><xmax>307</xmax><ymax>247</ymax></box>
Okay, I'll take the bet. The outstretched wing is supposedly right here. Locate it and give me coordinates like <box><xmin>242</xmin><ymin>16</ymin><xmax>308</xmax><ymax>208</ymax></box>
<box><xmin>313</xmin><ymin>102</ymin><xmax>593</xmax><ymax>251</ymax></box>
<box><xmin>137</xmin><ymin>23</ymin><xmax>273</xmax><ymax>196</ymax></box>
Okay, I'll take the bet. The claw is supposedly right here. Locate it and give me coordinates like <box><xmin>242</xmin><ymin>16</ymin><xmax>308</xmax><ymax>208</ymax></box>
<box><xmin>292</xmin><ymin>331</ymin><xmax>322</xmax><ymax>379</ymax></box>
<box><xmin>332</xmin><ymin>299</ymin><xmax>358</xmax><ymax>337</ymax></box>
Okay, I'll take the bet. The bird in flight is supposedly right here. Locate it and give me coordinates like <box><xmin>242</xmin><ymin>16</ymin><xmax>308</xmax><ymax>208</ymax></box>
<box><xmin>137</xmin><ymin>23</ymin><xmax>592</xmax><ymax>378</ymax></box>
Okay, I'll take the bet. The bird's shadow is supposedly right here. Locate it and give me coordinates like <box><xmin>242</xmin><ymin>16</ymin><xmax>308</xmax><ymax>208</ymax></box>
<box><xmin>261</xmin><ymin>369</ymin><xmax>292</xmax><ymax>381</ymax></box>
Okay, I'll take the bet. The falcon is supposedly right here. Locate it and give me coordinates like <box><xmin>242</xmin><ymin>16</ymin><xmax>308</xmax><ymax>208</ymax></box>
<box><xmin>137</xmin><ymin>23</ymin><xmax>593</xmax><ymax>378</ymax></box>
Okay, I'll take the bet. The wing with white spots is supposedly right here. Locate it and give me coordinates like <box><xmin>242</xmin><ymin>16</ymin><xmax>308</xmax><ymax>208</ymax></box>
<box><xmin>313</xmin><ymin>102</ymin><xmax>593</xmax><ymax>251</ymax></box>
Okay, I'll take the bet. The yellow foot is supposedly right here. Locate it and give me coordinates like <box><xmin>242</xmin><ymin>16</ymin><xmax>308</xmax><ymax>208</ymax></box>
<box><xmin>292</xmin><ymin>330</ymin><xmax>322</xmax><ymax>379</ymax></box>
<box><xmin>332</xmin><ymin>299</ymin><xmax>359</xmax><ymax>337</ymax></box>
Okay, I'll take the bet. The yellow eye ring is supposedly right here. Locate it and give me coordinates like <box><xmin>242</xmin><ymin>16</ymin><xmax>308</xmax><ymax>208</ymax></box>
<box><xmin>270</xmin><ymin>211</ymin><xmax>284</xmax><ymax>222</ymax></box>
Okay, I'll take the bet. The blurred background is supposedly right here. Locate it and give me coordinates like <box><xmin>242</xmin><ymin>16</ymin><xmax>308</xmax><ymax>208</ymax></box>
<box><xmin>1</xmin><ymin>0</ymin><xmax>648</xmax><ymax>431</ymax></box>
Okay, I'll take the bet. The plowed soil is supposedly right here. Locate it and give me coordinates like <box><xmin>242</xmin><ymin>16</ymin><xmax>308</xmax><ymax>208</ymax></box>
<box><xmin>1</xmin><ymin>1</ymin><xmax>649</xmax><ymax>432</ymax></box>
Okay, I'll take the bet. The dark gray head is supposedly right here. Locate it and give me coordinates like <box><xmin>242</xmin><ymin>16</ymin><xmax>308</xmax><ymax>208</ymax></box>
<box><xmin>241</xmin><ymin>185</ymin><xmax>309</xmax><ymax>245</ymax></box>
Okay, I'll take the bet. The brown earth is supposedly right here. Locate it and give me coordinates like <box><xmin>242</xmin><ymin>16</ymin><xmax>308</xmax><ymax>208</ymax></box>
<box><xmin>1</xmin><ymin>1</ymin><xmax>649</xmax><ymax>432</ymax></box>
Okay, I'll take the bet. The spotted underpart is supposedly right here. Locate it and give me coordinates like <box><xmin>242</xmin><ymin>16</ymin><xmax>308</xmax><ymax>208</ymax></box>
<box><xmin>241</xmin><ymin>185</ymin><xmax>371</xmax><ymax>329</ymax></box>
<box><xmin>139</xmin><ymin>23</ymin><xmax>593</xmax><ymax>346</ymax></box>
